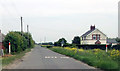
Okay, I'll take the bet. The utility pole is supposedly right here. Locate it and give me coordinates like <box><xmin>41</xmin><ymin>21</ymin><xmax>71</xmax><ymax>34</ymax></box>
<box><xmin>27</xmin><ymin>25</ymin><xmax>29</xmax><ymax>33</ymax></box>
<box><xmin>44</xmin><ymin>37</ymin><xmax>46</xmax><ymax>43</ymax></box>
<box><xmin>21</xmin><ymin>17</ymin><xmax>23</xmax><ymax>33</ymax></box>
<box><xmin>27</xmin><ymin>25</ymin><xmax>30</xmax><ymax>48</ymax></box>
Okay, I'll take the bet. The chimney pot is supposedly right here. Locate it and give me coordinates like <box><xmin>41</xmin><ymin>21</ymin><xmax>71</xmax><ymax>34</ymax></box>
<box><xmin>90</xmin><ymin>25</ymin><xmax>95</xmax><ymax>30</ymax></box>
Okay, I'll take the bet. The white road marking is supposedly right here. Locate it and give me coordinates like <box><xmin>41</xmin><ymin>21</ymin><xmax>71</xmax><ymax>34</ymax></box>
<box><xmin>55</xmin><ymin>56</ymin><xmax>57</xmax><ymax>58</ymax></box>
<box><xmin>45</xmin><ymin>56</ymin><xmax>69</xmax><ymax>59</ymax></box>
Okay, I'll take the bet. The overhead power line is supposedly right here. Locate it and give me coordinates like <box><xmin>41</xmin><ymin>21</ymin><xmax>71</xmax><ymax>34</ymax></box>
<box><xmin>0</xmin><ymin>0</ymin><xmax>13</xmax><ymax>16</ymax></box>
<box><xmin>10</xmin><ymin>0</ymin><xmax>22</xmax><ymax>16</ymax></box>
<box><xmin>0</xmin><ymin>0</ymin><xmax>22</xmax><ymax>17</ymax></box>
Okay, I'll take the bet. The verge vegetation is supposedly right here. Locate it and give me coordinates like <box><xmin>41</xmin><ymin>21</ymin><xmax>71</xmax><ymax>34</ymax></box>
<box><xmin>49</xmin><ymin>47</ymin><xmax>120</xmax><ymax>71</ymax></box>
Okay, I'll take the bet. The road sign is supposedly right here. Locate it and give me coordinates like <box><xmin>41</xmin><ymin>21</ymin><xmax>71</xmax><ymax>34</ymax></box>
<box><xmin>61</xmin><ymin>40</ymin><xmax>64</xmax><ymax>47</ymax></box>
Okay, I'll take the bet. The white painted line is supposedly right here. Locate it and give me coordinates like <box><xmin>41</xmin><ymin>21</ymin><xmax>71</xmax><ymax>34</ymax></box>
<box><xmin>45</xmin><ymin>56</ymin><xmax>48</xmax><ymax>58</ymax></box>
<box><xmin>47</xmin><ymin>56</ymin><xmax>50</xmax><ymax>58</ymax></box>
<box><xmin>60</xmin><ymin>57</ymin><xmax>69</xmax><ymax>59</ymax></box>
<box><xmin>45</xmin><ymin>56</ymin><xmax>69</xmax><ymax>59</ymax></box>
<box><xmin>51</xmin><ymin>57</ymin><xmax>54</xmax><ymax>58</ymax></box>
<box><xmin>55</xmin><ymin>56</ymin><xmax>57</xmax><ymax>58</ymax></box>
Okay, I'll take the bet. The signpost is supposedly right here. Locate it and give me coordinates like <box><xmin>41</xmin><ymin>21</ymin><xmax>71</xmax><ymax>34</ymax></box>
<box><xmin>9</xmin><ymin>42</ymin><xmax>11</xmax><ymax>54</ymax></box>
<box><xmin>61</xmin><ymin>40</ymin><xmax>64</xmax><ymax>47</ymax></box>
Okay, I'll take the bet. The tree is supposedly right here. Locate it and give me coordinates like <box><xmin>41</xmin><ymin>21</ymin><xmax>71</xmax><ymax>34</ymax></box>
<box><xmin>14</xmin><ymin>32</ymin><xmax>35</xmax><ymax>48</ymax></box>
<box><xmin>72</xmin><ymin>36</ymin><xmax>80</xmax><ymax>45</ymax></box>
<box><xmin>54</xmin><ymin>38</ymin><xmax>67</xmax><ymax>46</ymax></box>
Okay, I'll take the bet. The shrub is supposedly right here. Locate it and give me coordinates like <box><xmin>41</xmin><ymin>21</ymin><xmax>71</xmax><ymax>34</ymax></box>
<box><xmin>3</xmin><ymin>31</ymin><xmax>35</xmax><ymax>54</ymax></box>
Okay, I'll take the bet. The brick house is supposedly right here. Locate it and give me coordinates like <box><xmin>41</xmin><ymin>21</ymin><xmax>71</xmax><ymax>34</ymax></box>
<box><xmin>0</xmin><ymin>30</ymin><xmax>5</xmax><ymax>50</ymax></box>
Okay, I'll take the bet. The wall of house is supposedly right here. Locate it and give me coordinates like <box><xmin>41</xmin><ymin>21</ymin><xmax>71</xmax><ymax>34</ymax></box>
<box><xmin>81</xmin><ymin>29</ymin><xmax>107</xmax><ymax>44</ymax></box>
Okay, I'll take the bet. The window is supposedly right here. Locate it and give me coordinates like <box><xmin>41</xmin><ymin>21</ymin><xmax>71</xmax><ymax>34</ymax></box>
<box><xmin>92</xmin><ymin>35</ymin><xmax>96</xmax><ymax>40</ymax></box>
<box><xmin>84</xmin><ymin>36</ymin><xmax>86</xmax><ymax>40</ymax></box>
<box><xmin>92</xmin><ymin>34</ymin><xmax>100</xmax><ymax>40</ymax></box>
<box><xmin>97</xmin><ymin>34</ymin><xmax>100</xmax><ymax>40</ymax></box>
<box><xmin>82</xmin><ymin>37</ymin><xmax>83</xmax><ymax>40</ymax></box>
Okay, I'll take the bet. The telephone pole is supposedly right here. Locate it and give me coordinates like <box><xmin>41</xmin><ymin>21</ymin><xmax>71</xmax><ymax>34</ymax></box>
<box><xmin>44</xmin><ymin>37</ymin><xmax>46</xmax><ymax>43</ymax></box>
<box><xmin>21</xmin><ymin>17</ymin><xmax>23</xmax><ymax>33</ymax></box>
<box><xmin>27</xmin><ymin>25</ymin><xmax>29</xmax><ymax>33</ymax></box>
<box><xmin>27</xmin><ymin>25</ymin><xmax>30</xmax><ymax>48</ymax></box>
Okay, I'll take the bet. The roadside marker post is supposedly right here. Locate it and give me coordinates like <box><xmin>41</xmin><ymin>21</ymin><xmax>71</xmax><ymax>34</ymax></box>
<box><xmin>9</xmin><ymin>42</ymin><xmax>11</xmax><ymax>54</ymax></box>
<box><xmin>106</xmin><ymin>44</ymin><xmax>107</xmax><ymax>52</ymax></box>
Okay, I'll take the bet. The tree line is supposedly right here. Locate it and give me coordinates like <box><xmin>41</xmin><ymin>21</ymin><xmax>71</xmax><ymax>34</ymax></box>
<box><xmin>54</xmin><ymin>36</ymin><xmax>80</xmax><ymax>47</ymax></box>
<box><xmin>53</xmin><ymin>36</ymin><xmax>120</xmax><ymax>47</ymax></box>
<box><xmin>3</xmin><ymin>31</ymin><xmax>35</xmax><ymax>54</ymax></box>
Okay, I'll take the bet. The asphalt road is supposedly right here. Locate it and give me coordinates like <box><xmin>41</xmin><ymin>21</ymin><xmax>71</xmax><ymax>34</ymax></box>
<box><xmin>13</xmin><ymin>46</ymin><xmax>95</xmax><ymax>69</ymax></box>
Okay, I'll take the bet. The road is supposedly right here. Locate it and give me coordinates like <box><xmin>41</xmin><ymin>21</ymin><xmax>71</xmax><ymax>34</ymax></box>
<box><xmin>13</xmin><ymin>46</ymin><xmax>95</xmax><ymax>69</ymax></box>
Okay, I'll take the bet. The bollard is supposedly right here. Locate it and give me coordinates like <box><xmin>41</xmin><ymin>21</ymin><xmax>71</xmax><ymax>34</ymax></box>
<box><xmin>9</xmin><ymin>42</ymin><xmax>11</xmax><ymax>54</ymax></box>
<box><xmin>106</xmin><ymin>44</ymin><xmax>107</xmax><ymax>52</ymax></box>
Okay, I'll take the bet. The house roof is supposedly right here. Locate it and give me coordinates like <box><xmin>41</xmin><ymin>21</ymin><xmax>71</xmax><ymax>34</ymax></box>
<box><xmin>81</xmin><ymin>29</ymin><xmax>95</xmax><ymax>37</ymax></box>
<box><xmin>107</xmin><ymin>39</ymin><xmax>118</xmax><ymax>43</ymax></box>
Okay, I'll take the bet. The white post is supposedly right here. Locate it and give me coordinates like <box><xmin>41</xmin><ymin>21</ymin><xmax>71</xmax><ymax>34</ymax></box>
<box><xmin>106</xmin><ymin>44</ymin><xmax>107</xmax><ymax>52</ymax></box>
<box><xmin>9</xmin><ymin>42</ymin><xmax>11</xmax><ymax>54</ymax></box>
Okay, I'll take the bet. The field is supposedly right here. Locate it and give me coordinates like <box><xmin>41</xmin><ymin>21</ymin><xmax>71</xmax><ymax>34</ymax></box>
<box><xmin>49</xmin><ymin>47</ymin><xmax>120</xmax><ymax>71</ymax></box>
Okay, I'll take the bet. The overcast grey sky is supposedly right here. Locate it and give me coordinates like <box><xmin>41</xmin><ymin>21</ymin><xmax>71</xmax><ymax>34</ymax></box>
<box><xmin>0</xmin><ymin>0</ymin><xmax>119</xmax><ymax>43</ymax></box>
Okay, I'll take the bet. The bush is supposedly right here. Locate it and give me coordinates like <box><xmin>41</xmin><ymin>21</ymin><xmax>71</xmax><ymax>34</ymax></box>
<box><xmin>3</xmin><ymin>31</ymin><xmax>35</xmax><ymax>54</ymax></box>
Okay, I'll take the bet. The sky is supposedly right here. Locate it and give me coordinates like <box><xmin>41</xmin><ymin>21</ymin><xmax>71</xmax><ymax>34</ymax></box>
<box><xmin>0</xmin><ymin>0</ymin><xmax>119</xmax><ymax>43</ymax></box>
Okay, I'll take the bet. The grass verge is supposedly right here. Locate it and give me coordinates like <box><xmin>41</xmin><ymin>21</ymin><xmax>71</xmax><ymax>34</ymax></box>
<box><xmin>2</xmin><ymin>48</ymin><xmax>32</xmax><ymax>67</ymax></box>
<box><xmin>49</xmin><ymin>47</ymin><xmax>120</xmax><ymax>71</ymax></box>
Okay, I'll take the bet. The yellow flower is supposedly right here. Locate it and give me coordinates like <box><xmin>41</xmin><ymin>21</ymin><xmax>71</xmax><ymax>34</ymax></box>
<box><xmin>111</xmin><ymin>49</ymin><xmax>120</xmax><ymax>57</ymax></box>
<box><xmin>64</xmin><ymin>47</ymin><xmax>72</xmax><ymax>50</ymax></box>
<box><xmin>78</xmin><ymin>49</ymin><xmax>84</xmax><ymax>52</ymax></box>
<box><xmin>93</xmin><ymin>49</ymin><xmax>101</xmax><ymax>55</ymax></box>
<box><xmin>71</xmin><ymin>48</ymin><xmax>77</xmax><ymax>51</ymax></box>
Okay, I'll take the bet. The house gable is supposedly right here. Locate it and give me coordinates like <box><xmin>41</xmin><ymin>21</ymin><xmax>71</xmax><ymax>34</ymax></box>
<box><xmin>87</xmin><ymin>28</ymin><xmax>107</xmax><ymax>38</ymax></box>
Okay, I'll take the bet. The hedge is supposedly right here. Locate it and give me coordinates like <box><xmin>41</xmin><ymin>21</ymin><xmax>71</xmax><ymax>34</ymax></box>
<box><xmin>77</xmin><ymin>44</ymin><xmax>120</xmax><ymax>50</ymax></box>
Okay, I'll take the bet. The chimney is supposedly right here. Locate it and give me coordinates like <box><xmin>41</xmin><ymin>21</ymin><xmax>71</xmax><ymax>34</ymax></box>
<box><xmin>90</xmin><ymin>25</ymin><xmax>95</xmax><ymax>30</ymax></box>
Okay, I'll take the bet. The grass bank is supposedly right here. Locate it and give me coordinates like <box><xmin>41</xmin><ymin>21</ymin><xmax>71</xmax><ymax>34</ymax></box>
<box><xmin>2</xmin><ymin>48</ymin><xmax>32</xmax><ymax>67</ymax></box>
<box><xmin>49</xmin><ymin>47</ymin><xmax>120</xmax><ymax>71</ymax></box>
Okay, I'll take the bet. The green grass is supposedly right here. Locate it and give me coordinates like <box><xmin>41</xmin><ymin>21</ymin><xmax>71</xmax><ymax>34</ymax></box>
<box><xmin>49</xmin><ymin>47</ymin><xmax>120</xmax><ymax>71</ymax></box>
<box><xmin>2</xmin><ymin>48</ymin><xmax>32</xmax><ymax>67</ymax></box>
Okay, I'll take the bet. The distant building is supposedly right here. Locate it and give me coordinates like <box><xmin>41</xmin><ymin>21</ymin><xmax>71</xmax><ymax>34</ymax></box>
<box><xmin>81</xmin><ymin>25</ymin><xmax>107</xmax><ymax>45</ymax></box>
<box><xmin>107</xmin><ymin>39</ymin><xmax>118</xmax><ymax>45</ymax></box>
